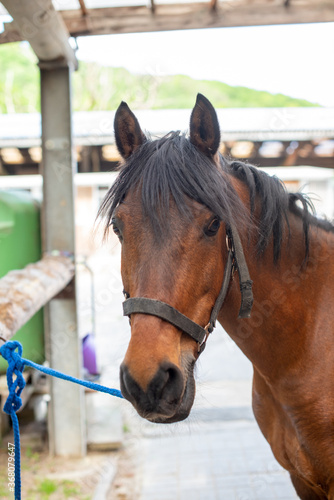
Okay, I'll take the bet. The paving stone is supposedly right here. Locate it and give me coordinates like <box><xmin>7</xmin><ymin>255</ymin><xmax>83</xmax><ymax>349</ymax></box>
<box><xmin>135</xmin><ymin>422</ymin><xmax>299</xmax><ymax>500</ymax></box>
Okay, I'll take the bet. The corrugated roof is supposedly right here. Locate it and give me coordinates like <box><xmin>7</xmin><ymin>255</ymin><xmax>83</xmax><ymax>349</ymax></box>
<box><xmin>0</xmin><ymin>107</ymin><xmax>333</xmax><ymax>148</ymax></box>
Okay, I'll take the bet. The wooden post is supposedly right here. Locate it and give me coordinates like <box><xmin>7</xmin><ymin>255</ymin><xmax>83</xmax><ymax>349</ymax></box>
<box><xmin>41</xmin><ymin>66</ymin><xmax>86</xmax><ymax>457</ymax></box>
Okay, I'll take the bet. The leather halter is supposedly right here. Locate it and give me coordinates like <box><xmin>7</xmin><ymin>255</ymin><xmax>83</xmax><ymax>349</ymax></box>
<box><xmin>122</xmin><ymin>224</ymin><xmax>253</xmax><ymax>353</ymax></box>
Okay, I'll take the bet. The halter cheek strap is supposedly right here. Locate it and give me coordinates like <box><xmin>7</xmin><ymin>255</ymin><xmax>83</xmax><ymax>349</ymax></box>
<box><xmin>228</xmin><ymin>224</ymin><xmax>254</xmax><ymax>320</ymax></box>
<box><xmin>122</xmin><ymin>224</ymin><xmax>253</xmax><ymax>353</ymax></box>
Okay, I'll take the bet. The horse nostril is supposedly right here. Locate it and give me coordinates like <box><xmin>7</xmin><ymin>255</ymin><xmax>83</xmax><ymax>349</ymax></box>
<box><xmin>149</xmin><ymin>362</ymin><xmax>184</xmax><ymax>406</ymax></box>
<box><xmin>119</xmin><ymin>363</ymin><xmax>141</xmax><ymax>406</ymax></box>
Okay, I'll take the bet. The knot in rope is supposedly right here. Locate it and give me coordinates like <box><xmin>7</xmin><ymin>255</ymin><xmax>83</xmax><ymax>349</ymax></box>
<box><xmin>0</xmin><ymin>340</ymin><xmax>123</xmax><ymax>500</ymax></box>
<box><xmin>0</xmin><ymin>341</ymin><xmax>26</xmax><ymax>415</ymax></box>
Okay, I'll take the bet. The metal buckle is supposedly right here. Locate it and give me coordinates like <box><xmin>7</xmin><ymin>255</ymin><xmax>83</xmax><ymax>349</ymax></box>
<box><xmin>226</xmin><ymin>233</ymin><xmax>237</xmax><ymax>279</ymax></box>
<box><xmin>226</xmin><ymin>233</ymin><xmax>234</xmax><ymax>253</ymax></box>
<box><xmin>123</xmin><ymin>291</ymin><xmax>131</xmax><ymax>325</ymax></box>
<box><xmin>197</xmin><ymin>323</ymin><xmax>212</xmax><ymax>353</ymax></box>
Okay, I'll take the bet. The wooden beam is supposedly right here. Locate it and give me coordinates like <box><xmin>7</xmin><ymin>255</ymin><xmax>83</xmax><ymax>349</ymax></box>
<box><xmin>59</xmin><ymin>1</ymin><xmax>334</xmax><ymax>37</ymax></box>
<box><xmin>0</xmin><ymin>0</ymin><xmax>78</xmax><ymax>70</ymax></box>
<box><xmin>210</xmin><ymin>0</ymin><xmax>218</xmax><ymax>13</ymax></box>
<box><xmin>1</xmin><ymin>1</ymin><xmax>333</xmax><ymax>42</ymax></box>
<box><xmin>0</xmin><ymin>255</ymin><xmax>74</xmax><ymax>341</ymax></box>
<box><xmin>78</xmin><ymin>0</ymin><xmax>88</xmax><ymax>17</ymax></box>
<box><xmin>150</xmin><ymin>0</ymin><xmax>156</xmax><ymax>14</ymax></box>
<box><xmin>0</xmin><ymin>27</ymin><xmax>22</xmax><ymax>44</ymax></box>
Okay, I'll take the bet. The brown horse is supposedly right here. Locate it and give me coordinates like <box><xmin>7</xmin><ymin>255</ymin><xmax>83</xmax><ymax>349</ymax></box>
<box><xmin>99</xmin><ymin>94</ymin><xmax>334</xmax><ymax>499</ymax></box>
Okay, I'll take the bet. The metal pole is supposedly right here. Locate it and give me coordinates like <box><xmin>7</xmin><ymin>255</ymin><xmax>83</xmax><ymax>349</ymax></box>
<box><xmin>40</xmin><ymin>66</ymin><xmax>86</xmax><ymax>456</ymax></box>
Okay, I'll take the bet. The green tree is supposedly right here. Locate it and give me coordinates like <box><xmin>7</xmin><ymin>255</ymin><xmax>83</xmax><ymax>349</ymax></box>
<box><xmin>0</xmin><ymin>43</ymin><xmax>319</xmax><ymax>113</ymax></box>
<box><xmin>0</xmin><ymin>42</ymin><xmax>39</xmax><ymax>113</ymax></box>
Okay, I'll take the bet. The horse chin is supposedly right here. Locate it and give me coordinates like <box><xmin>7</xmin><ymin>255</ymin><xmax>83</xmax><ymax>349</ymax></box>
<box><xmin>145</xmin><ymin>369</ymin><xmax>196</xmax><ymax>424</ymax></box>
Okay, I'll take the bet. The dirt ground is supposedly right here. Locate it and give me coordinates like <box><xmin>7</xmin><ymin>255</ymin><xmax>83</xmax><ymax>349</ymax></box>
<box><xmin>0</xmin><ymin>426</ymin><xmax>118</xmax><ymax>500</ymax></box>
<box><xmin>0</xmin><ymin>416</ymin><xmax>143</xmax><ymax>500</ymax></box>
<box><xmin>107</xmin><ymin>433</ymin><xmax>143</xmax><ymax>500</ymax></box>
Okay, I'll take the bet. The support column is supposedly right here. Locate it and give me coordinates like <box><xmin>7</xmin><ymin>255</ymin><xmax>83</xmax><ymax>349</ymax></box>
<box><xmin>40</xmin><ymin>66</ymin><xmax>86</xmax><ymax>456</ymax></box>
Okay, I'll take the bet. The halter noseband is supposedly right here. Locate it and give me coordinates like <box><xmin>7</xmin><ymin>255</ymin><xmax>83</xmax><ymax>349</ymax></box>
<box><xmin>122</xmin><ymin>224</ymin><xmax>253</xmax><ymax>354</ymax></box>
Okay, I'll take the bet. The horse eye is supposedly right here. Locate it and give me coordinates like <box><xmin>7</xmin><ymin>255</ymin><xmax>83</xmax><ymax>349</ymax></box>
<box><xmin>111</xmin><ymin>218</ymin><xmax>121</xmax><ymax>238</ymax></box>
<box><xmin>205</xmin><ymin>218</ymin><xmax>221</xmax><ymax>237</ymax></box>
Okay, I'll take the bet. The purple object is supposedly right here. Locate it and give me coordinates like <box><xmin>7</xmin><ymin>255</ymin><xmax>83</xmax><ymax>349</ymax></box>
<box><xmin>82</xmin><ymin>334</ymin><xmax>98</xmax><ymax>375</ymax></box>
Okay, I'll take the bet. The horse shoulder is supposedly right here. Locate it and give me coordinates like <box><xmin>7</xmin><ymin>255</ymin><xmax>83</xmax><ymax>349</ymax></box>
<box><xmin>252</xmin><ymin>368</ymin><xmax>322</xmax><ymax>485</ymax></box>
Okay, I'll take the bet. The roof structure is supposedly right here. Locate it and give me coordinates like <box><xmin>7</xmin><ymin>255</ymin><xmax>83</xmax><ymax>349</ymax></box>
<box><xmin>1</xmin><ymin>0</ymin><xmax>334</xmax><ymax>44</ymax></box>
<box><xmin>1</xmin><ymin>108</ymin><xmax>333</xmax><ymax>175</ymax></box>
<box><xmin>1</xmin><ymin>107</ymin><xmax>333</xmax><ymax>148</ymax></box>
<box><xmin>0</xmin><ymin>1</ymin><xmax>333</xmax><ymax>174</ymax></box>
<box><xmin>0</xmin><ymin>0</ymin><xmax>78</xmax><ymax>69</ymax></box>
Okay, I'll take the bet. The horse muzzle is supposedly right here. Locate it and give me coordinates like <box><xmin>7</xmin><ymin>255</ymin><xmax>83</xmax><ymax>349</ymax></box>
<box><xmin>120</xmin><ymin>360</ymin><xmax>196</xmax><ymax>423</ymax></box>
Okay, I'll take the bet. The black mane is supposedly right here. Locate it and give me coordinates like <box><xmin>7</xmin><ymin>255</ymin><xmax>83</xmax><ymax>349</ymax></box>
<box><xmin>99</xmin><ymin>132</ymin><xmax>334</xmax><ymax>262</ymax></box>
<box><xmin>229</xmin><ymin>160</ymin><xmax>334</xmax><ymax>261</ymax></box>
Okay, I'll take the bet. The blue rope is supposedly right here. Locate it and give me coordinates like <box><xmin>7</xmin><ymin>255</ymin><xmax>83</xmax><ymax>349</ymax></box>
<box><xmin>0</xmin><ymin>340</ymin><xmax>123</xmax><ymax>500</ymax></box>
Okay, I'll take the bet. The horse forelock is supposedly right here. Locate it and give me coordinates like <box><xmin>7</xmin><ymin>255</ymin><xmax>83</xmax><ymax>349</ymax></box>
<box><xmin>99</xmin><ymin>132</ymin><xmax>247</xmax><ymax>239</ymax></box>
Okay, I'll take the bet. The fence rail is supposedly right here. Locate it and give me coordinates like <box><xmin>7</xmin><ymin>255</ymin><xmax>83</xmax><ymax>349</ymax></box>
<box><xmin>0</xmin><ymin>255</ymin><xmax>74</xmax><ymax>340</ymax></box>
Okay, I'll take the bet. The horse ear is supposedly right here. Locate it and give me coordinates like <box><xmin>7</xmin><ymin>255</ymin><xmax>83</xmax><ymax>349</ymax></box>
<box><xmin>190</xmin><ymin>94</ymin><xmax>220</xmax><ymax>157</ymax></box>
<box><xmin>114</xmin><ymin>102</ymin><xmax>146</xmax><ymax>159</ymax></box>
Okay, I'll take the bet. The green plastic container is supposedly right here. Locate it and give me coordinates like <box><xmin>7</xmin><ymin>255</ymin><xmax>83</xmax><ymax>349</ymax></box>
<box><xmin>0</xmin><ymin>190</ymin><xmax>44</xmax><ymax>372</ymax></box>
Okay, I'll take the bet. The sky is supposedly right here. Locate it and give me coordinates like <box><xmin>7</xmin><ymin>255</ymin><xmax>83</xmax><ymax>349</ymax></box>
<box><xmin>77</xmin><ymin>22</ymin><xmax>334</xmax><ymax>106</ymax></box>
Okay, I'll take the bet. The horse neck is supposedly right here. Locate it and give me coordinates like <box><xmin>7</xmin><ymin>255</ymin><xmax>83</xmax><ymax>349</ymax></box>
<box><xmin>219</xmin><ymin>184</ymin><xmax>334</xmax><ymax>383</ymax></box>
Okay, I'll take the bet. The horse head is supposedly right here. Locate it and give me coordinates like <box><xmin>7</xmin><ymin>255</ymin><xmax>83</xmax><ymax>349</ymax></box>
<box><xmin>102</xmin><ymin>94</ymin><xmax>248</xmax><ymax>423</ymax></box>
